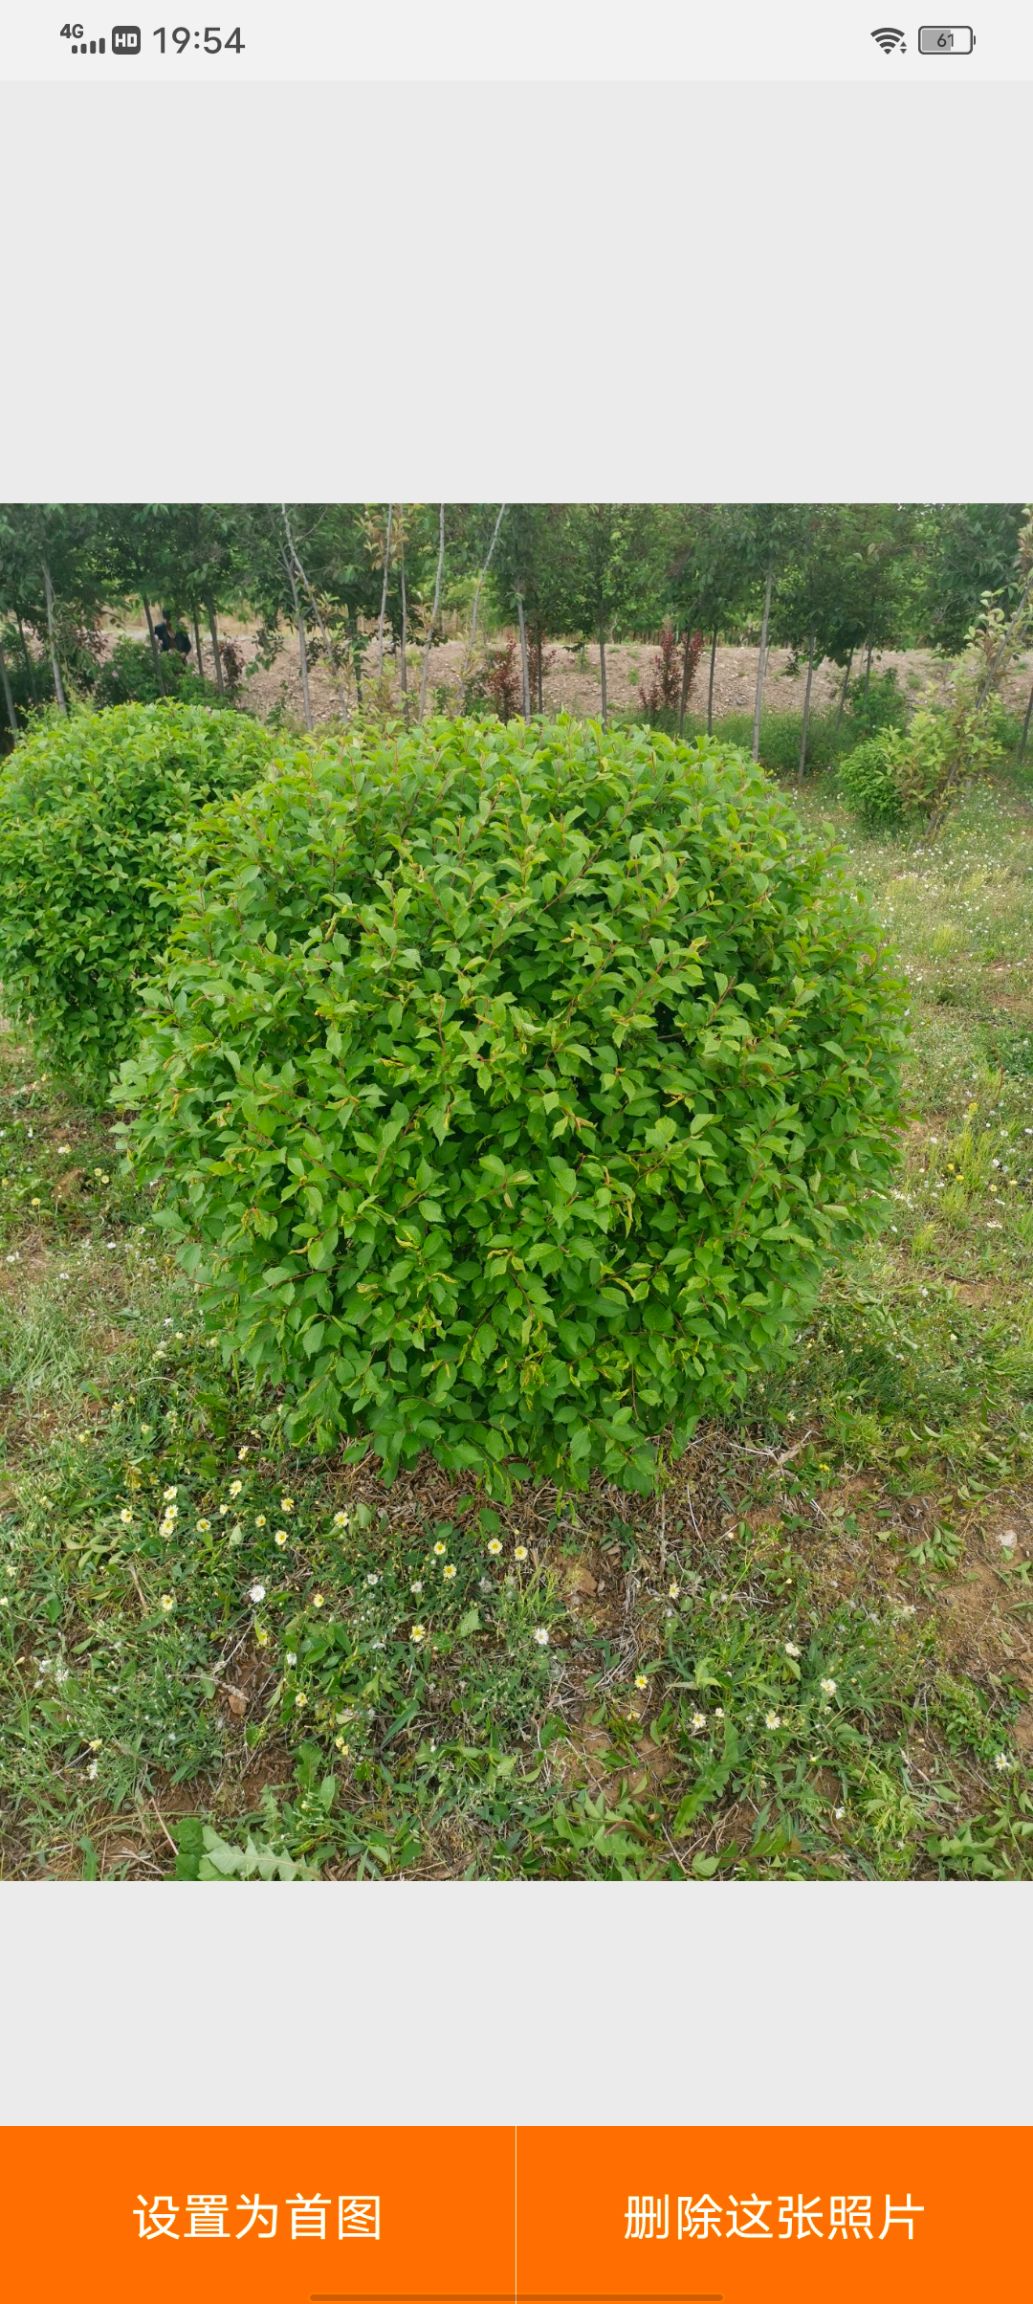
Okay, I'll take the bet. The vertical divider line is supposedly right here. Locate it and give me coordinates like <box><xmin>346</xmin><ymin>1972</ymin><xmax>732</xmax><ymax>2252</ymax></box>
<box><xmin>513</xmin><ymin>2125</ymin><xmax>519</xmax><ymax>2304</ymax></box>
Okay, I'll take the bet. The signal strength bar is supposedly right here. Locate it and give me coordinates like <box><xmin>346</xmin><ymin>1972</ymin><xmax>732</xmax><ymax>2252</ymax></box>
<box><xmin>71</xmin><ymin>36</ymin><xmax>106</xmax><ymax>51</ymax></box>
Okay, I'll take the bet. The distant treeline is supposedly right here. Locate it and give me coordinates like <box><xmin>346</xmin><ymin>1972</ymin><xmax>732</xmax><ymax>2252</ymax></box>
<box><xmin>0</xmin><ymin>501</ymin><xmax>1029</xmax><ymax>743</ymax></box>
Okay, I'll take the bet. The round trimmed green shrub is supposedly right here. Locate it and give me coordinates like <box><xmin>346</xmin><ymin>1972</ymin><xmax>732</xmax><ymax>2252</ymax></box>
<box><xmin>836</xmin><ymin>709</ymin><xmax>983</xmax><ymax>829</ymax></box>
<box><xmin>120</xmin><ymin>716</ymin><xmax>907</xmax><ymax>1492</ymax></box>
<box><xmin>838</xmin><ymin>707</ymin><xmax>1004</xmax><ymax>830</ymax></box>
<box><xmin>0</xmin><ymin>700</ymin><xmax>279</xmax><ymax>1097</ymax></box>
<box><xmin>836</xmin><ymin>730</ymin><xmax>912</xmax><ymax>828</ymax></box>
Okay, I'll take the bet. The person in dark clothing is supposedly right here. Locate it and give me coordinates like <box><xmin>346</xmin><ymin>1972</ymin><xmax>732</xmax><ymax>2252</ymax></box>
<box><xmin>155</xmin><ymin>611</ymin><xmax>191</xmax><ymax>658</ymax></box>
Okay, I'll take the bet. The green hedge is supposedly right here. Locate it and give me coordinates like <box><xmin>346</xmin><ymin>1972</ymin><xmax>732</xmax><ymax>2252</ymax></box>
<box><xmin>0</xmin><ymin>701</ymin><xmax>279</xmax><ymax>1097</ymax></box>
<box><xmin>120</xmin><ymin>716</ymin><xmax>907</xmax><ymax>1493</ymax></box>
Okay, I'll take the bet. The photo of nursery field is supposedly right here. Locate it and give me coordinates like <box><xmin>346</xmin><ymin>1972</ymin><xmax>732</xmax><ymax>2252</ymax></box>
<box><xmin>1</xmin><ymin>503</ymin><xmax>1031</xmax><ymax>1882</ymax></box>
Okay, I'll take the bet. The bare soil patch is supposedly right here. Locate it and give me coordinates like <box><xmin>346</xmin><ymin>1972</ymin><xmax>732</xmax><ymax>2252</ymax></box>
<box><xmin>107</xmin><ymin>617</ymin><xmax>1033</xmax><ymax>732</ymax></box>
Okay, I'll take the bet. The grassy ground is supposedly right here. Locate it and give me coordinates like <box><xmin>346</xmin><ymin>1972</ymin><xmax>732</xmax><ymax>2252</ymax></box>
<box><xmin>1</xmin><ymin>767</ymin><xmax>1032</xmax><ymax>1880</ymax></box>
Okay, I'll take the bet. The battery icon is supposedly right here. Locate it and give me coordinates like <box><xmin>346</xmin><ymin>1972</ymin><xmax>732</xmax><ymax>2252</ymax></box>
<box><xmin>918</xmin><ymin>25</ymin><xmax>975</xmax><ymax>51</ymax></box>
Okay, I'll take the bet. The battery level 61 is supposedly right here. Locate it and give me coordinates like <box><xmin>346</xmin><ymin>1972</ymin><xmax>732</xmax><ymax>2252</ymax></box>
<box><xmin>917</xmin><ymin>24</ymin><xmax>976</xmax><ymax>50</ymax></box>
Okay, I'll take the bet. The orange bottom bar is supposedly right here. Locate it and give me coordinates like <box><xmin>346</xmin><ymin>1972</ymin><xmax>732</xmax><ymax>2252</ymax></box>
<box><xmin>0</xmin><ymin>2127</ymin><xmax>1026</xmax><ymax>2304</ymax></box>
<box><xmin>518</xmin><ymin>2126</ymin><xmax>1027</xmax><ymax>2304</ymax></box>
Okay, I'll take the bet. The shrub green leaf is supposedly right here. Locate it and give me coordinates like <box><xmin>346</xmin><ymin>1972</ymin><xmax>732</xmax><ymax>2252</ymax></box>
<box><xmin>120</xmin><ymin>716</ymin><xmax>907</xmax><ymax>1493</ymax></box>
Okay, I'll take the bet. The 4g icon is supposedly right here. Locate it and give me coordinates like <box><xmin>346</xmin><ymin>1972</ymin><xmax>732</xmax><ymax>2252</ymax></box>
<box><xmin>59</xmin><ymin>22</ymin><xmax>142</xmax><ymax>51</ymax></box>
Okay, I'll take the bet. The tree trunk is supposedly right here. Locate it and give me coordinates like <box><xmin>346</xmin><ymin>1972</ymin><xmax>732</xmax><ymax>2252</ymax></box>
<box><xmin>536</xmin><ymin>627</ymin><xmax>544</xmax><ymax>712</ymax></box>
<box><xmin>1019</xmin><ymin>674</ymin><xmax>1033</xmax><ymax>764</ymax></box>
<box><xmin>283</xmin><ymin>552</ymin><xmax>313</xmax><ymax>731</ymax></box>
<box><xmin>15</xmin><ymin>615</ymin><xmax>32</xmax><ymax>677</ymax></box>
<box><xmin>598</xmin><ymin>625</ymin><xmax>608</xmax><ymax>727</ymax></box>
<box><xmin>296</xmin><ymin>607</ymin><xmax>313</xmax><ymax>728</ymax></box>
<box><xmin>0</xmin><ymin>638</ymin><xmax>17</xmax><ymax>739</ymax></box>
<box><xmin>141</xmin><ymin>595</ymin><xmax>166</xmax><ymax>690</ymax></box>
<box><xmin>42</xmin><ymin>561</ymin><xmax>68</xmax><ymax>713</ymax></box>
<box><xmin>706</xmin><ymin>628</ymin><xmax>718</xmax><ymax>734</ymax></box>
<box><xmin>863</xmin><ymin>639</ymin><xmax>874</xmax><ymax>693</ymax></box>
<box><xmin>799</xmin><ymin>636</ymin><xmax>816</xmax><ymax>778</ymax></box>
<box><xmin>417</xmin><ymin>503</ymin><xmax>446</xmax><ymax>723</ymax></box>
<box><xmin>835</xmin><ymin>646</ymin><xmax>855</xmax><ymax>732</ymax></box>
<box><xmin>468</xmin><ymin>502</ymin><xmax>506</xmax><ymax>654</ymax></box>
<box><xmin>398</xmin><ymin>544</ymin><xmax>408</xmax><ymax>710</ymax></box>
<box><xmin>349</xmin><ymin>609</ymin><xmax>364</xmax><ymax>705</ymax></box>
<box><xmin>677</xmin><ymin>625</ymin><xmax>696</xmax><ymax>736</ymax></box>
<box><xmin>281</xmin><ymin>502</ymin><xmax>348</xmax><ymax>719</ymax></box>
<box><xmin>206</xmin><ymin>601</ymin><xmax>225</xmax><ymax>695</ymax></box>
<box><xmin>516</xmin><ymin>593</ymin><xmax>530</xmax><ymax>717</ymax></box>
<box><xmin>751</xmin><ymin>561</ymin><xmax>773</xmax><ymax>761</ymax></box>
<box><xmin>191</xmin><ymin>604</ymin><xmax>203</xmax><ymax>679</ymax></box>
<box><xmin>377</xmin><ymin>504</ymin><xmax>393</xmax><ymax>678</ymax></box>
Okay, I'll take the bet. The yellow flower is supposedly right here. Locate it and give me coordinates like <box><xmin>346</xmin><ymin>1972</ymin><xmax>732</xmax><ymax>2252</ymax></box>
<box><xmin>280</xmin><ymin>1497</ymin><xmax>294</xmax><ymax>1513</ymax></box>
<box><xmin>514</xmin><ymin>1545</ymin><xmax>528</xmax><ymax>1561</ymax></box>
<box><xmin>433</xmin><ymin>1540</ymin><xmax>447</xmax><ymax>1557</ymax></box>
<box><xmin>410</xmin><ymin>1624</ymin><xmax>426</xmax><ymax>1643</ymax></box>
<box><xmin>442</xmin><ymin>1563</ymin><xmax>457</xmax><ymax>1580</ymax></box>
<box><xmin>332</xmin><ymin>1510</ymin><xmax>350</xmax><ymax>1529</ymax></box>
<box><xmin>634</xmin><ymin>1673</ymin><xmax>648</xmax><ymax>1691</ymax></box>
<box><xmin>196</xmin><ymin>1517</ymin><xmax>211</xmax><ymax>1532</ymax></box>
<box><xmin>312</xmin><ymin>1592</ymin><xmax>325</xmax><ymax>1608</ymax></box>
<box><xmin>159</xmin><ymin>1594</ymin><xmax>175</xmax><ymax>1613</ymax></box>
<box><xmin>229</xmin><ymin>1479</ymin><xmax>243</xmax><ymax>1497</ymax></box>
<box><xmin>163</xmin><ymin>1486</ymin><xmax>178</xmax><ymax>1503</ymax></box>
<box><xmin>119</xmin><ymin>1508</ymin><xmax>133</xmax><ymax>1526</ymax></box>
<box><xmin>254</xmin><ymin>1514</ymin><xmax>267</xmax><ymax>1528</ymax></box>
<box><xmin>668</xmin><ymin>1582</ymin><xmax>680</xmax><ymax>1599</ymax></box>
<box><xmin>255</xmin><ymin>1625</ymin><xmax>269</xmax><ymax>1647</ymax></box>
<box><xmin>294</xmin><ymin>1691</ymin><xmax>307</xmax><ymax>1709</ymax></box>
<box><xmin>274</xmin><ymin>1530</ymin><xmax>288</xmax><ymax>1547</ymax></box>
<box><xmin>487</xmin><ymin>1538</ymin><xmax>503</xmax><ymax>1556</ymax></box>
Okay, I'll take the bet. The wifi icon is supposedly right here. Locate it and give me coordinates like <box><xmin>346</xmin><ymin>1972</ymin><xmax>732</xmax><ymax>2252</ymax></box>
<box><xmin>871</xmin><ymin>25</ymin><xmax>907</xmax><ymax>50</ymax></box>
